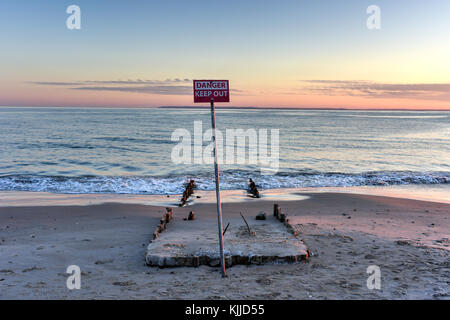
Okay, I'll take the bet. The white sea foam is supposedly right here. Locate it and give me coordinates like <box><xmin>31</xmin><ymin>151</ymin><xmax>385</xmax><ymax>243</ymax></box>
<box><xmin>0</xmin><ymin>171</ymin><xmax>448</xmax><ymax>195</ymax></box>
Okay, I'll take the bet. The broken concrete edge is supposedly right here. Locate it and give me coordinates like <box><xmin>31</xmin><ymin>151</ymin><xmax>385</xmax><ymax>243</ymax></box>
<box><xmin>272</xmin><ymin>204</ymin><xmax>311</xmax><ymax>260</ymax></box>
<box><xmin>146</xmin><ymin>253</ymin><xmax>308</xmax><ymax>268</ymax></box>
<box><xmin>248</xmin><ymin>178</ymin><xmax>261</xmax><ymax>198</ymax></box>
<box><xmin>255</xmin><ymin>211</ymin><xmax>266</xmax><ymax>220</ymax></box>
<box><xmin>179</xmin><ymin>180</ymin><xmax>197</xmax><ymax>207</ymax></box>
<box><xmin>146</xmin><ymin>205</ymin><xmax>310</xmax><ymax>267</ymax></box>
<box><xmin>273</xmin><ymin>204</ymin><xmax>299</xmax><ymax>238</ymax></box>
<box><xmin>152</xmin><ymin>208</ymin><xmax>173</xmax><ymax>241</ymax></box>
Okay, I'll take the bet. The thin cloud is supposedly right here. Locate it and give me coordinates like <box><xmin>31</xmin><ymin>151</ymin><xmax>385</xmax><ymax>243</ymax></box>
<box><xmin>30</xmin><ymin>81</ymin><xmax>82</xmax><ymax>86</ymax></box>
<box><xmin>29</xmin><ymin>78</ymin><xmax>193</xmax><ymax>95</ymax></box>
<box><xmin>73</xmin><ymin>85</ymin><xmax>192</xmax><ymax>95</ymax></box>
<box><xmin>30</xmin><ymin>78</ymin><xmax>191</xmax><ymax>86</ymax></box>
<box><xmin>297</xmin><ymin>80</ymin><xmax>450</xmax><ymax>101</ymax></box>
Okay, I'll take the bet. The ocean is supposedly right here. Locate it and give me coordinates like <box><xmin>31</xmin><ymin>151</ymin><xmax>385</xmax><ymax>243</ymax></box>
<box><xmin>0</xmin><ymin>107</ymin><xmax>449</xmax><ymax>195</ymax></box>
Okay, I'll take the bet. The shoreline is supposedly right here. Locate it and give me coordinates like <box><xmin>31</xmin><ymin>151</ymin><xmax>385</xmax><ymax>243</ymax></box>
<box><xmin>0</xmin><ymin>192</ymin><xmax>449</xmax><ymax>299</ymax></box>
<box><xmin>0</xmin><ymin>185</ymin><xmax>449</xmax><ymax>207</ymax></box>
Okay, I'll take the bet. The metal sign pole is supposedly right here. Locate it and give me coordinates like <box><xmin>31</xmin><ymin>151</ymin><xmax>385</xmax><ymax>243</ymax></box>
<box><xmin>210</xmin><ymin>98</ymin><xmax>226</xmax><ymax>278</ymax></box>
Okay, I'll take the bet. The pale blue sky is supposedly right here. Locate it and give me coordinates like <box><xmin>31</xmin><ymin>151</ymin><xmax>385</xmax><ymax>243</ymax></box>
<box><xmin>0</xmin><ymin>1</ymin><xmax>449</xmax><ymax>108</ymax></box>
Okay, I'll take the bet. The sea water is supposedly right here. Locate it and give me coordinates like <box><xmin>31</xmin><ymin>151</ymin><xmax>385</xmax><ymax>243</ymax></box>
<box><xmin>0</xmin><ymin>107</ymin><xmax>449</xmax><ymax>196</ymax></box>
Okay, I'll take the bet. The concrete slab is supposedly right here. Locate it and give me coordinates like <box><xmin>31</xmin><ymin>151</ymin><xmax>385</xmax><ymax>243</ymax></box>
<box><xmin>146</xmin><ymin>213</ymin><xmax>308</xmax><ymax>267</ymax></box>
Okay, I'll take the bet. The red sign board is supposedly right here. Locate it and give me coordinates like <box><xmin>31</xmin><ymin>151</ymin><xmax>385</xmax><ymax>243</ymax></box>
<box><xmin>193</xmin><ymin>80</ymin><xmax>230</xmax><ymax>103</ymax></box>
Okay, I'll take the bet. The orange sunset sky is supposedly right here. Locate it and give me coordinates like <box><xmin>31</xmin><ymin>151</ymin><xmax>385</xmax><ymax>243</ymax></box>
<box><xmin>1</xmin><ymin>1</ymin><xmax>449</xmax><ymax>109</ymax></box>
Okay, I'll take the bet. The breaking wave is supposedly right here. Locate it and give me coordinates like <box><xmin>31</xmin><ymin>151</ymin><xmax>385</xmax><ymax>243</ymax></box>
<box><xmin>0</xmin><ymin>171</ymin><xmax>448</xmax><ymax>195</ymax></box>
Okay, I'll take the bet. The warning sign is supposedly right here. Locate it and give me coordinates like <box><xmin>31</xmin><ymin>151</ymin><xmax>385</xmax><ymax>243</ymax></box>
<box><xmin>193</xmin><ymin>80</ymin><xmax>230</xmax><ymax>103</ymax></box>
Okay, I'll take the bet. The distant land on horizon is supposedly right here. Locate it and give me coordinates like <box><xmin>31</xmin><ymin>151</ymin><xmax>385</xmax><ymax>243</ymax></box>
<box><xmin>1</xmin><ymin>105</ymin><xmax>449</xmax><ymax>111</ymax></box>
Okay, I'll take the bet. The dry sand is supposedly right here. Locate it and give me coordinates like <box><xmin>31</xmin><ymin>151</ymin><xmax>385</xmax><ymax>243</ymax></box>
<box><xmin>0</xmin><ymin>192</ymin><xmax>448</xmax><ymax>300</ymax></box>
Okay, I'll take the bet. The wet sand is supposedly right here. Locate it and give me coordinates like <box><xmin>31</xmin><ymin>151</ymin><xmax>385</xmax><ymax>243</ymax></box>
<box><xmin>0</xmin><ymin>192</ymin><xmax>449</xmax><ymax>300</ymax></box>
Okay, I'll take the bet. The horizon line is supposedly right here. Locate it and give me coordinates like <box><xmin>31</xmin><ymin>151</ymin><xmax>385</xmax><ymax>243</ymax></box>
<box><xmin>1</xmin><ymin>105</ymin><xmax>450</xmax><ymax>112</ymax></box>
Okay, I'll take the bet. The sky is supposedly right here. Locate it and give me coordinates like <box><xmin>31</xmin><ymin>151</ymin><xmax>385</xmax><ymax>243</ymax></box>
<box><xmin>0</xmin><ymin>0</ymin><xmax>450</xmax><ymax>109</ymax></box>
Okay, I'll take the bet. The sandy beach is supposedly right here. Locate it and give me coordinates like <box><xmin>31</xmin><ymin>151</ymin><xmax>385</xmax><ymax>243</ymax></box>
<box><xmin>0</xmin><ymin>192</ymin><xmax>448</xmax><ymax>300</ymax></box>
<box><xmin>2</xmin><ymin>0</ymin><xmax>450</xmax><ymax>307</ymax></box>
